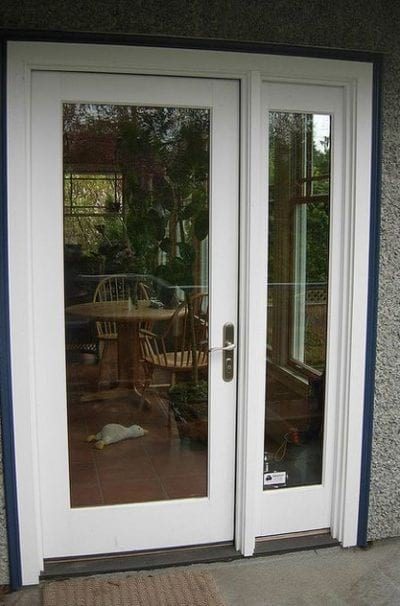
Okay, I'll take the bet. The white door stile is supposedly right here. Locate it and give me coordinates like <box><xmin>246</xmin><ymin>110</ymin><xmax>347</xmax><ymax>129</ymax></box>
<box><xmin>235</xmin><ymin>70</ymin><xmax>268</xmax><ymax>556</ymax></box>
<box><xmin>327</xmin><ymin>82</ymin><xmax>353</xmax><ymax>545</ymax></box>
<box><xmin>7</xmin><ymin>42</ymin><xmax>373</xmax><ymax>584</ymax></box>
<box><xmin>7</xmin><ymin>57</ymin><xmax>46</xmax><ymax>585</ymax></box>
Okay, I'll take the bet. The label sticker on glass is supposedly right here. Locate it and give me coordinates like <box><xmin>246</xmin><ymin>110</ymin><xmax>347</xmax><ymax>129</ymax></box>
<box><xmin>263</xmin><ymin>471</ymin><xmax>287</xmax><ymax>488</ymax></box>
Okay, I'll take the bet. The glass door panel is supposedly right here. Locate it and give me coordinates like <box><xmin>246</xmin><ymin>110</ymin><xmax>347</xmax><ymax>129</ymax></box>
<box><xmin>64</xmin><ymin>103</ymin><xmax>210</xmax><ymax>507</ymax></box>
<box><xmin>264</xmin><ymin>112</ymin><xmax>331</xmax><ymax>490</ymax></box>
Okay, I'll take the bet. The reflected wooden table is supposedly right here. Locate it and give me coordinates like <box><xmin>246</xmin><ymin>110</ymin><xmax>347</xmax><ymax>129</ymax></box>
<box><xmin>66</xmin><ymin>301</ymin><xmax>178</xmax><ymax>401</ymax></box>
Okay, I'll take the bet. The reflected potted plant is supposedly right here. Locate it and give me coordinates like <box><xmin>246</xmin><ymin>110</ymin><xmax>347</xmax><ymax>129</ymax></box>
<box><xmin>168</xmin><ymin>380</ymin><xmax>208</xmax><ymax>444</ymax></box>
<box><xmin>116</xmin><ymin>108</ymin><xmax>210</xmax><ymax>443</ymax></box>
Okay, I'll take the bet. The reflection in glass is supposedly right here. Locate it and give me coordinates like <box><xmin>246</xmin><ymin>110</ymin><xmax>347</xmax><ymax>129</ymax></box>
<box><xmin>264</xmin><ymin>112</ymin><xmax>330</xmax><ymax>490</ymax></box>
<box><xmin>64</xmin><ymin>104</ymin><xmax>210</xmax><ymax>507</ymax></box>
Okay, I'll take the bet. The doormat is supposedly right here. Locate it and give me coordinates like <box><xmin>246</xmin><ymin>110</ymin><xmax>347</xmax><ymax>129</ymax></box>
<box><xmin>42</xmin><ymin>569</ymin><xmax>227</xmax><ymax>606</ymax></box>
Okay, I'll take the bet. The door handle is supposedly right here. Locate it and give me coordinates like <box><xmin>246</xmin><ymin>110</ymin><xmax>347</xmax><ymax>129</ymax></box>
<box><xmin>208</xmin><ymin>342</ymin><xmax>236</xmax><ymax>353</ymax></box>
<box><xmin>208</xmin><ymin>323</ymin><xmax>235</xmax><ymax>382</ymax></box>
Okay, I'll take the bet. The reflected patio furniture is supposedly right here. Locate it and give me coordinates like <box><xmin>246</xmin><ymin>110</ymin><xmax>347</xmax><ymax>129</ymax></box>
<box><xmin>65</xmin><ymin>301</ymin><xmax>184</xmax><ymax>402</ymax></box>
<box><xmin>191</xmin><ymin>292</ymin><xmax>209</xmax><ymax>324</ymax></box>
<box><xmin>139</xmin><ymin>296</ymin><xmax>209</xmax><ymax>390</ymax></box>
<box><xmin>94</xmin><ymin>274</ymin><xmax>151</xmax><ymax>337</ymax></box>
<box><xmin>93</xmin><ymin>275</ymin><xmax>151</xmax><ymax>386</ymax></box>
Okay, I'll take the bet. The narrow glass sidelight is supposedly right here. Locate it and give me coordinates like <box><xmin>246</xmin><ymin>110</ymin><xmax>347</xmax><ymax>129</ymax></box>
<box><xmin>63</xmin><ymin>103</ymin><xmax>210</xmax><ymax>508</ymax></box>
<box><xmin>264</xmin><ymin>112</ymin><xmax>331</xmax><ymax>490</ymax></box>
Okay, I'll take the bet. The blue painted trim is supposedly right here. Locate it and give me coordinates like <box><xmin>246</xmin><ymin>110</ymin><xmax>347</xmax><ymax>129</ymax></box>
<box><xmin>0</xmin><ymin>40</ymin><xmax>22</xmax><ymax>589</ymax></box>
<box><xmin>357</xmin><ymin>57</ymin><xmax>383</xmax><ymax>547</ymax></box>
<box><xmin>0</xmin><ymin>29</ymin><xmax>381</xmax><ymax>64</ymax></box>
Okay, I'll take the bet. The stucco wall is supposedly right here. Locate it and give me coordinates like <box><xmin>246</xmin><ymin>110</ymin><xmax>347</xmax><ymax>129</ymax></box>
<box><xmin>0</xmin><ymin>0</ymin><xmax>399</xmax><ymax>583</ymax></box>
<box><xmin>368</xmin><ymin>48</ymin><xmax>400</xmax><ymax>540</ymax></box>
<box><xmin>0</xmin><ymin>420</ymin><xmax>9</xmax><ymax>584</ymax></box>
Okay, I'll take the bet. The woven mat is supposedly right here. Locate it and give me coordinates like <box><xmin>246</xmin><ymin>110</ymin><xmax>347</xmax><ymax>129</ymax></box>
<box><xmin>42</xmin><ymin>570</ymin><xmax>226</xmax><ymax>606</ymax></box>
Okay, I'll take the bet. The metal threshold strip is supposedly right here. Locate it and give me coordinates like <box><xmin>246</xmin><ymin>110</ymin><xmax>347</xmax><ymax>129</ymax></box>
<box><xmin>41</xmin><ymin>531</ymin><xmax>337</xmax><ymax>580</ymax></box>
<box><xmin>255</xmin><ymin>528</ymin><xmax>337</xmax><ymax>555</ymax></box>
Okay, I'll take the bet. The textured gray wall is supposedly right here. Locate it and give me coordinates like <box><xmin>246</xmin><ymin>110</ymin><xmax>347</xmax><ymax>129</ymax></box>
<box><xmin>0</xmin><ymin>0</ymin><xmax>399</xmax><ymax>583</ymax></box>
<box><xmin>368</xmin><ymin>47</ymin><xmax>400</xmax><ymax>540</ymax></box>
<box><xmin>0</xmin><ymin>420</ymin><xmax>9</xmax><ymax>584</ymax></box>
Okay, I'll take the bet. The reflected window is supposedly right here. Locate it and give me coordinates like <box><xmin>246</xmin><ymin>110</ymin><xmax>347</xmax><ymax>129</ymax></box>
<box><xmin>264</xmin><ymin>112</ymin><xmax>330</xmax><ymax>490</ymax></box>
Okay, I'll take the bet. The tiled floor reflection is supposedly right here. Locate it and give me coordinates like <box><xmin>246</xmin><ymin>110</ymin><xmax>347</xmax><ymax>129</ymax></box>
<box><xmin>264</xmin><ymin>373</ymin><xmax>323</xmax><ymax>489</ymax></box>
<box><xmin>67</xmin><ymin>358</ymin><xmax>207</xmax><ymax>508</ymax></box>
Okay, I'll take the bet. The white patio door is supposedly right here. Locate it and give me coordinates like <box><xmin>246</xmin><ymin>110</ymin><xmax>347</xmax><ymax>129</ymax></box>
<box><xmin>257</xmin><ymin>82</ymin><xmax>346</xmax><ymax>537</ymax></box>
<box><xmin>30</xmin><ymin>71</ymin><xmax>239</xmax><ymax>559</ymax></box>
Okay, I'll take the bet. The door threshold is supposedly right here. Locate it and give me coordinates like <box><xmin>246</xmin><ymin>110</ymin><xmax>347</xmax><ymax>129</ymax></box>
<box><xmin>255</xmin><ymin>529</ymin><xmax>338</xmax><ymax>555</ymax></box>
<box><xmin>41</xmin><ymin>542</ymin><xmax>241</xmax><ymax>580</ymax></box>
<box><xmin>41</xmin><ymin>531</ymin><xmax>338</xmax><ymax>580</ymax></box>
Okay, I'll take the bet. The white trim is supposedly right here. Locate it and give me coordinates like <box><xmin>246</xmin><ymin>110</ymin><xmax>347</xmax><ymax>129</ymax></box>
<box><xmin>328</xmin><ymin>81</ymin><xmax>355</xmax><ymax>544</ymax></box>
<box><xmin>331</xmin><ymin>75</ymin><xmax>373</xmax><ymax>547</ymax></box>
<box><xmin>235</xmin><ymin>70</ymin><xmax>267</xmax><ymax>556</ymax></box>
<box><xmin>6</xmin><ymin>41</ymin><xmax>373</xmax><ymax>583</ymax></box>
<box><xmin>7</xmin><ymin>56</ymin><xmax>44</xmax><ymax>585</ymax></box>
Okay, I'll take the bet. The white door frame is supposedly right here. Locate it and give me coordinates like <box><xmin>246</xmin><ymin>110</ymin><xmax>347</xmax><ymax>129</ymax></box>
<box><xmin>7</xmin><ymin>41</ymin><xmax>373</xmax><ymax>584</ymax></box>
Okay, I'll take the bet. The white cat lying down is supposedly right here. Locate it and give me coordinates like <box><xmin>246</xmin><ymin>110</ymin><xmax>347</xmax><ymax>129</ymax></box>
<box><xmin>87</xmin><ymin>423</ymin><xmax>148</xmax><ymax>449</ymax></box>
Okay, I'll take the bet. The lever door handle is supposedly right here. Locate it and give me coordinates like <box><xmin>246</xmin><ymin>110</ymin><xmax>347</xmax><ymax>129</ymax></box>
<box><xmin>208</xmin><ymin>323</ymin><xmax>235</xmax><ymax>381</ymax></box>
<box><xmin>208</xmin><ymin>342</ymin><xmax>236</xmax><ymax>353</ymax></box>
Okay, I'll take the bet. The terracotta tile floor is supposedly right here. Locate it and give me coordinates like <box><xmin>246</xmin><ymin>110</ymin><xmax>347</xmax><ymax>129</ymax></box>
<box><xmin>67</xmin><ymin>358</ymin><xmax>208</xmax><ymax>508</ymax></box>
<box><xmin>264</xmin><ymin>372</ymin><xmax>324</xmax><ymax>488</ymax></box>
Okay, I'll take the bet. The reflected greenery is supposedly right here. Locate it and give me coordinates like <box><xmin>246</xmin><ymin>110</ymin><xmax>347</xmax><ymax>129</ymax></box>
<box><xmin>64</xmin><ymin>104</ymin><xmax>210</xmax><ymax>286</ymax></box>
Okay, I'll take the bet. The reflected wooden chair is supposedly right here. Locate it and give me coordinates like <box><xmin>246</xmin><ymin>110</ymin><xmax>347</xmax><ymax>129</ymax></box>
<box><xmin>93</xmin><ymin>275</ymin><xmax>150</xmax><ymax>387</ymax></box>
<box><xmin>191</xmin><ymin>292</ymin><xmax>209</xmax><ymax>324</ymax></box>
<box><xmin>139</xmin><ymin>295</ymin><xmax>209</xmax><ymax>392</ymax></box>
